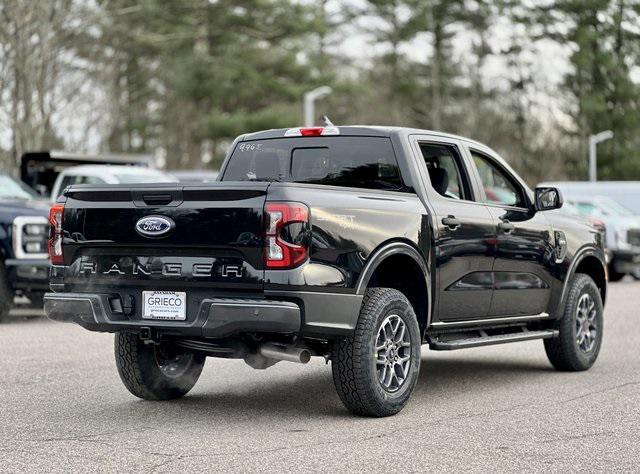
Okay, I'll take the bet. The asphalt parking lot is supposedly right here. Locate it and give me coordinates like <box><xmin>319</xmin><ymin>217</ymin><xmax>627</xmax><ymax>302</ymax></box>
<box><xmin>1</xmin><ymin>281</ymin><xmax>639</xmax><ymax>473</ymax></box>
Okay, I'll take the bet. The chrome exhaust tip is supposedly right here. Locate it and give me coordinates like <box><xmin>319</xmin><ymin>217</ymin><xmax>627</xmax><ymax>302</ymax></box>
<box><xmin>244</xmin><ymin>343</ymin><xmax>312</xmax><ymax>369</ymax></box>
<box><xmin>258</xmin><ymin>343</ymin><xmax>311</xmax><ymax>364</ymax></box>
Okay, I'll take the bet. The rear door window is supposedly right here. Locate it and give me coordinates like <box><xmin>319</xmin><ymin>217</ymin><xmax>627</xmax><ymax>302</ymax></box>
<box><xmin>223</xmin><ymin>137</ymin><xmax>404</xmax><ymax>191</ymax></box>
<box><xmin>419</xmin><ymin>143</ymin><xmax>472</xmax><ymax>200</ymax></box>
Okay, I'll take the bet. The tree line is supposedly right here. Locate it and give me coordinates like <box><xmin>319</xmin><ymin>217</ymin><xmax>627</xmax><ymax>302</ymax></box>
<box><xmin>0</xmin><ymin>0</ymin><xmax>639</xmax><ymax>184</ymax></box>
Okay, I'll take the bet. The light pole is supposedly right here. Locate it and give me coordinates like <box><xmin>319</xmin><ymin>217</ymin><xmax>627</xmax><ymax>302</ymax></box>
<box><xmin>588</xmin><ymin>130</ymin><xmax>613</xmax><ymax>182</ymax></box>
<box><xmin>303</xmin><ymin>86</ymin><xmax>332</xmax><ymax>127</ymax></box>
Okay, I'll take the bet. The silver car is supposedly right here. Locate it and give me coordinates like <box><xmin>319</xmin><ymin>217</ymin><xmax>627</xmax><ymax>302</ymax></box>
<box><xmin>555</xmin><ymin>192</ymin><xmax>640</xmax><ymax>280</ymax></box>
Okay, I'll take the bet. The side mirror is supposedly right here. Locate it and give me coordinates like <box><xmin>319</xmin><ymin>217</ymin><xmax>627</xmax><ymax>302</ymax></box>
<box><xmin>534</xmin><ymin>186</ymin><xmax>563</xmax><ymax>212</ymax></box>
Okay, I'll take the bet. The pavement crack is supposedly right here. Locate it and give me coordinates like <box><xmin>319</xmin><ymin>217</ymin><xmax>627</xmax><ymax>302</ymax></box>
<box><xmin>540</xmin><ymin>430</ymin><xmax>616</xmax><ymax>444</ymax></box>
<box><xmin>19</xmin><ymin>426</ymin><xmax>176</xmax><ymax>460</ymax></box>
<box><xmin>557</xmin><ymin>381</ymin><xmax>640</xmax><ymax>404</ymax></box>
<box><xmin>146</xmin><ymin>453</ymin><xmax>209</xmax><ymax>473</ymax></box>
<box><xmin>38</xmin><ymin>426</ymin><xmax>157</xmax><ymax>443</ymax></box>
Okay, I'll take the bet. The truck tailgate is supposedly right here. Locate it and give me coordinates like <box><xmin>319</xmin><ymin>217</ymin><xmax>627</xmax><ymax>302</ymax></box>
<box><xmin>59</xmin><ymin>183</ymin><xmax>268</xmax><ymax>292</ymax></box>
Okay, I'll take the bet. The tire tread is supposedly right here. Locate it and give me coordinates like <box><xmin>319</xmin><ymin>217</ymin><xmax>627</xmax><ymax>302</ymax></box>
<box><xmin>115</xmin><ymin>332</ymin><xmax>157</xmax><ymax>399</ymax></box>
<box><xmin>114</xmin><ymin>332</ymin><xmax>205</xmax><ymax>400</ymax></box>
<box><xmin>332</xmin><ymin>288</ymin><xmax>420</xmax><ymax>417</ymax></box>
<box><xmin>544</xmin><ymin>273</ymin><xmax>603</xmax><ymax>371</ymax></box>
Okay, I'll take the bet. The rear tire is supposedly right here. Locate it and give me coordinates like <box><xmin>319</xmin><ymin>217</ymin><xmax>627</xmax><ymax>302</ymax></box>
<box><xmin>544</xmin><ymin>274</ymin><xmax>603</xmax><ymax>371</ymax></box>
<box><xmin>115</xmin><ymin>332</ymin><xmax>206</xmax><ymax>400</ymax></box>
<box><xmin>0</xmin><ymin>262</ymin><xmax>13</xmax><ymax>323</ymax></box>
<box><xmin>332</xmin><ymin>288</ymin><xmax>421</xmax><ymax>417</ymax></box>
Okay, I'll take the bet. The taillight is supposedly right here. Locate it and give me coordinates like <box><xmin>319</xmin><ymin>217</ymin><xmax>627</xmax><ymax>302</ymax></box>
<box><xmin>48</xmin><ymin>204</ymin><xmax>64</xmax><ymax>265</ymax></box>
<box><xmin>264</xmin><ymin>202</ymin><xmax>310</xmax><ymax>269</ymax></box>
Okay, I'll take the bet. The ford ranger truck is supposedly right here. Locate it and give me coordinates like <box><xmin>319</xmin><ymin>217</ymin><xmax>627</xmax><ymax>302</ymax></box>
<box><xmin>44</xmin><ymin>126</ymin><xmax>607</xmax><ymax>417</ymax></box>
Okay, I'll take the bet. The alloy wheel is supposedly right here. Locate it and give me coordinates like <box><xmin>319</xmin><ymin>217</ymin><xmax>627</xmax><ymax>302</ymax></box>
<box><xmin>375</xmin><ymin>314</ymin><xmax>412</xmax><ymax>392</ymax></box>
<box><xmin>575</xmin><ymin>293</ymin><xmax>598</xmax><ymax>353</ymax></box>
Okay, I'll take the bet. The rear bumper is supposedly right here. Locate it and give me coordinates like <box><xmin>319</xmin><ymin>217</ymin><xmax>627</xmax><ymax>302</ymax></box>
<box><xmin>44</xmin><ymin>292</ymin><xmax>301</xmax><ymax>338</ymax></box>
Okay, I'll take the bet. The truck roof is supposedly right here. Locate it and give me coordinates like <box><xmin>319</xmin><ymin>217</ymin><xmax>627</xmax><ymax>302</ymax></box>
<box><xmin>239</xmin><ymin>125</ymin><xmax>486</xmax><ymax>148</ymax></box>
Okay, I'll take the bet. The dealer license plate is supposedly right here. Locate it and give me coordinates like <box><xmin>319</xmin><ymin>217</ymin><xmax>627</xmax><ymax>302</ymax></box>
<box><xmin>142</xmin><ymin>291</ymin><xmax>187</xmax><ymax>320</ymax></box>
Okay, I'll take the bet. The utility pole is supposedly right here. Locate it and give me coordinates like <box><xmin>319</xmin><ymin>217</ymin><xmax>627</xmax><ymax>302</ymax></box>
<box><xmin>588</xmin><ymin>130</ymin><xmax>613</xmax><ymax>182</ymax></box>
<box><xmin>303</xmin><ymin>86</ymin><xmax>332</xmax><ymax>127</ymax></box>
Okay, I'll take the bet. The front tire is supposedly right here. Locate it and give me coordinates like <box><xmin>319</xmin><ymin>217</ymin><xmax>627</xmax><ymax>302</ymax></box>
<box><xmin>544</xmin><ymin>274</ymin><xmax>603</xmax><ymax>371</ymax></box>
<box><xmin>115</xmin><ymin>332</ymin><xmax>206</xmax><ymax>400</ymax></box>
<box><xmin>332</xmin><ymin>288</ymin><xmax>421</xmax><ymax>417</ymax></box>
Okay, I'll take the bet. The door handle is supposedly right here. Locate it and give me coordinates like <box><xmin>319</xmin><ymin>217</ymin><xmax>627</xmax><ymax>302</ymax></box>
<box><xmin>442</xmin><ymin>216</ymin><xmax>461</xmax><ymax>230</ymax></box>
<box><xmin>498</xmin><ymin>220</ymin><xmax>515</xmax><ymax>234</ymax></box>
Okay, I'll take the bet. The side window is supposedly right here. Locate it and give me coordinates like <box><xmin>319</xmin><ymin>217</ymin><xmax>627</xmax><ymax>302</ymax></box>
<box><xmin>420</xmin><ymin>143</ymin><xmax>471</xmax><ymax>200</ymax></box>
<box><xmin>471</xmin><ymin>151</ymin><xmax>525</xmax><ymax>208</ymax></box>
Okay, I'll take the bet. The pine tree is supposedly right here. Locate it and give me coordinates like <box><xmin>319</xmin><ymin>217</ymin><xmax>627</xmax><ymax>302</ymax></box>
<box><xmin>93</xmin><ymin>0</ymin><xmax>328</xmax><ymax>168</ymax></box>
<box><xmin>537</xmin><ymin>0</ymin><xmax>640</xmax><ymax>179</ymax></box>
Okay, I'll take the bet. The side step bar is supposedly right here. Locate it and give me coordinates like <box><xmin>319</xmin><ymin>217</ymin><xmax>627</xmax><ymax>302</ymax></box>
<box><xmin>428</xmin><ymin>329</ymin><xmax>559</xmax><ymax>351</ymax></box>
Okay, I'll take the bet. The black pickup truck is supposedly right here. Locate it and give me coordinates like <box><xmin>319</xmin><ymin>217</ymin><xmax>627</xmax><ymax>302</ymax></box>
<box><xmin>45</xmin><ymin>126</ymin><xmax>607</xmax><ymax>417</ymax></box>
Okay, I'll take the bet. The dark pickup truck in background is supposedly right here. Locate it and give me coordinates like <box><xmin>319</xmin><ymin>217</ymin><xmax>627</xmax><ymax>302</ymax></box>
<box><xmin>20</xmin><ymin>150</ymin><xmax>155</xmax><ymax>197</ymax></box>
<box><xmin>45</xmin><ymin>126</ymin><xmax>607</xmax><ymax>417</ymax></box>
<box><xmin>0</xmin><ymin>173</ymin><xmax>50</xmax><ymax>321</ymax></box>
<box><xmin>0</xmin><ymin>150</ymin><xmax>157</xmax><ymax>322</ymax></box>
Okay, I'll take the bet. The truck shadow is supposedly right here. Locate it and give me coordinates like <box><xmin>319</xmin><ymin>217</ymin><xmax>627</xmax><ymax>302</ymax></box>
<box><xmin>115</xmin><ymin>354</ymin><xmax>554</xmax><ymax>421</ymax></box>
<box><xmin>420</xmin><ymin>355</ymin><xmax>552</xmax><ymax>380</ymax></box>
<box><xmin>414</xmin><ymin>355</ymin><xmax>554</xmax><ymax>397</ymax></box>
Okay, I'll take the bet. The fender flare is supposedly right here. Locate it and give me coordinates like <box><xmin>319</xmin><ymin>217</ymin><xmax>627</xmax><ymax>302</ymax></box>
<box><xmin>355</xmin><ymin>241</ymin><xmax>432</xmax><ymax>327</ymax></box>
<box><xmin>558</xmin><ymin>245</ymin><xmax>607</xmax><ymax>312</ymax></box>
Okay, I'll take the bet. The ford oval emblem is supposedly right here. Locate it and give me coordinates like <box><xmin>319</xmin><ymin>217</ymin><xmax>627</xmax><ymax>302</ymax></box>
<box><xmin>135</xmin><ymin>215</ymin><xmax>175</xmax><ymax>238</ymax></box>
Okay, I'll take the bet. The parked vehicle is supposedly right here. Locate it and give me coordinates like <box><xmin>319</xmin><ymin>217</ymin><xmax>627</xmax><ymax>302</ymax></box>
<box><xmin>169</xmin><ymin>170</ymin><xmax>219</xmax><ymax>183</ymax></box>
<box><xmin>561</xmin><ymin>201</ymin><xmax>611</xmax><ymax>264</ymax></box>
<box><xmin>543</xmin><ymin>181</ymin><xmax>640</xmax><ymax>215</ymax></box>
<box><xmin>45</xmin><ymin>126</ymin><xmax>607</xmax><ymax>417</ymax></box>
<box><xmin>0</xmin><ymin>173</ymin><xmax>50</xmax><ymax>321</ymax></box>
<box><xmin>50</xmin><ymin>165</ymin><xmax>177</xmax><ymax>200</ymax></box>
<box><xmin>547</xmin><ymin>190</ymin><xmax>640</xmax><ymax>281</ymax></box>
<box><xmin>21</xmin><ymin>150</ymin><xmax>155</xmax><ymax>197</ymax></box>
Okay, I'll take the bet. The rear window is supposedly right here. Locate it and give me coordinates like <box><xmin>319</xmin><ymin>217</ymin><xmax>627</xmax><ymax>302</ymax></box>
<box><xmin>222</xmin><ymin>137</ymin><xmax>404</xmax><ymax>190</ymax></box>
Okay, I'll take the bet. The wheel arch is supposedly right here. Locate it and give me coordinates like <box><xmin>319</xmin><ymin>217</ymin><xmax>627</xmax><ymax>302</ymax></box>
<box><xmin>560</xmin><ymin>247</ymin><xmax>607</xmax><ymax>312</ymax></box>
<box><xmin>356</xmin><ymin>241</ymin><xmax>431</xmax><ymax>334</ymax></box>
